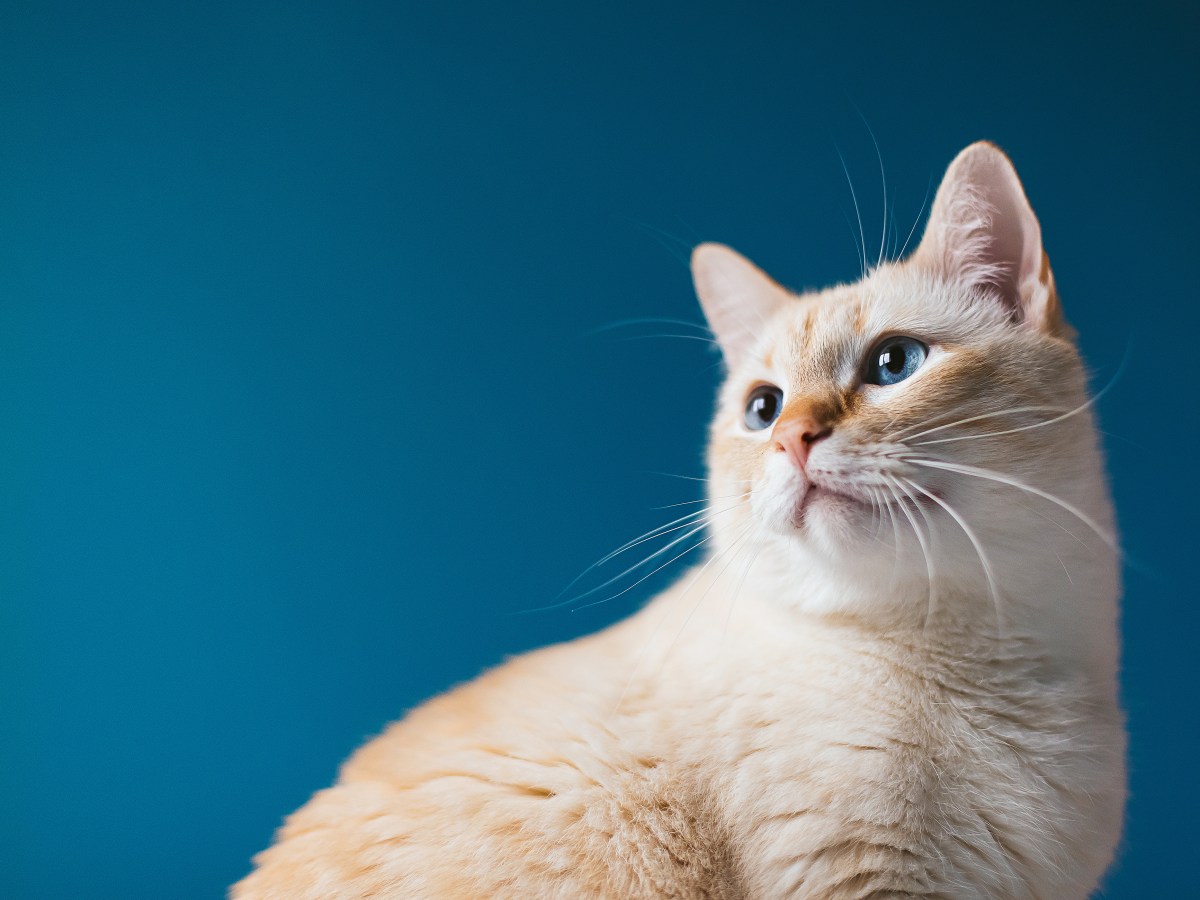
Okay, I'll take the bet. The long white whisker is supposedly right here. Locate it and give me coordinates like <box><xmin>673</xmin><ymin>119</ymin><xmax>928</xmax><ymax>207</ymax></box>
<box><xmin>886</xmin><ymin>474</ymin><xmax>937</xmax><ymax>627</ymax></box>
<box><xmin>890</xmin><ymin>405</ymin><xmax>1067</xmax><ymax>444</ymax></box>
<box><xmin>590</xmin><ymin>317</ymin><xmax>713</xmax><ymax>336</ymax></box>
<box><xmin>521</xmin><ymin>520</ymin><xmax>708</xmax><ymax>614</ymax></box>
<box><xmin>866</xmin><ymin>486</ymin><xmax>892</xmax><ymax>548</ymax></box>
<box><xmin>841</xmin><ymin>210</ymin><xmax>867</xmax><ymax>277</ymax></box>
<box><xmin>904</xmin><ymin>477</ymin><xmax>1005</xmax><ymax>636</ymax></box>
<box><xmin>913</xmin><ymin>363</ymin><xmax>1127</xmax><ymax>447</ymax></box>
<box><xmin>651</xmin><ymin>491</ymin><xmax>750</xmax><ymax>510</ymax></box>
<box><xmin>865</xmin><ymin>485</ymin><xmax>883</xmax><ymax>540</ymax></box>
<box><xmin>590</xmin><ymin>505</ymin><xmax>720</xmax><ymax>574</ymax></box>
<box><xmin>535</xmin><ymin>507</ymin><xmax>713</xmax><ymax>609</ymax></box>
<box><xmin>837</xmin><ymin>145</ymin><xmax>868</xmax><ymax>279</ymax></box>
<box><xmin>587</xmin><ymin>499</ymin><xmax>751</xmax><ymax>590</ymax></box>
<box><xmin>858</xmin><ymin>111</ymin><xmax>888</xmax><ymax>271</ymax></box>
<box><xmin>720</xmin><ymin>538</ymin><xmax>765</xmax><ymax>655</ymax></box>
<box><xmin>612</xmin><ymin>520</ymin><xmax>756</xmax><ymax>715</ymax></box>
<box><xmin>647</xmin><ymin>471</ymin><xmax>753</xmax><ymax>485</ymax></box>
<box><xmin>902</xmin><ymin>457</ymin><xmax>1116</xmax><ymax>551</ymax></box>
<box><xmin>896</xmin><ymin>174</ymin><xmax>932</xmax><ymax>261</ymax></box>
<box><xmin>660</xmin><ymin>522</ymin><xmax>759</xmax><ymax>671</ymax></box>
<box><xmin>1053</xmin><ymin>547</ymin><xmax>1074</xmax><ymax>586</ymax></box>
<box><xmin>1014</xmin><ymin>496</ymin><xmax>1090</xmax><ymax>552</ymax></box>
<box><xmin>571</xmin><ymin>527</ymin><xmax>718</xmax><ymax>612</ymax></box>
<box><xmin>597</xmin><ymin>502</ymin><xmax>746</xmax><ymax>568</ymax></box>
<box><xmin>880</xmin><ymin>479</ymin><xmax>903</xmax><ymax>579</ymax></box>
<box><xmin>529</xmin><ymin>500</ymin><xmax>746</xmax><ymax>615</ymax></box>
<box><xmin>616</xmin><ymin>333</ymin><xmax>722</xmax><ymax>347</ymax></box>
<box><xmin>894</xmin><ymin>347</ymin><xmax>1130</xmax><ymax>446</ymax></box>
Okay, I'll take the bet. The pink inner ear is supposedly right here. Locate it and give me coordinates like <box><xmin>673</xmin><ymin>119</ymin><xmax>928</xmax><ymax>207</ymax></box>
<box><xmin>914</xmin><ymin>143</ymin><xmax>1051</xmax><ymax>327</ymax></box>
<box><xmin>967</xmin><ymin>157</ymin><xmax>1043</xmax><ymax>315</ymax></box>
<box><xmin>691</xmin><ymin>243</ymin><xmax>790</xmax><ymax>367</ymax></box>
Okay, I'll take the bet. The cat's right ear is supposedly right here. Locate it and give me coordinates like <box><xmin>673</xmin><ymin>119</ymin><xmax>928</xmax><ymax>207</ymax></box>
<box><xmin>691</xmin><ymin>243</ymin><xmax>789</xmax><ymax>368</ymax></box>
<box><xmin>910</xmin><ymin>142</ymin><xmax>1069</xmax><ymax>337</ymax></box>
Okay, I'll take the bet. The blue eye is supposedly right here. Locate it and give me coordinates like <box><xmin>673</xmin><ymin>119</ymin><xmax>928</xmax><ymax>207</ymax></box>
<box><xmin>744</xmin><ymin>384</ymin><xmax>783</xmax><ymax>430</ymax></box>
<box><xmin>864</xmin><ymin>337</ymin><xmax>927</xmax><ymax>386</ymax></box>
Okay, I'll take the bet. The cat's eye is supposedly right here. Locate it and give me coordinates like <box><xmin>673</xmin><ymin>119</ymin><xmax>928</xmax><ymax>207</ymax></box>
<box><xmin>744</xmin><ymin>384</ymin><xmax>784</xmax><ymax>431</ymax></box>
<box><xmin>864</xmin><ymin>336</ymin><xmax>928</xmax><ymax>387</ymax></box>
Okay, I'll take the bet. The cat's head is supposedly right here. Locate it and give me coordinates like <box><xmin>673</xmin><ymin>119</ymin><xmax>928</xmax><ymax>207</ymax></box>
<box><xmin>694</xmin><ymin>142</ymin><xmax>1117</xmax><ymax>642</ymax></box>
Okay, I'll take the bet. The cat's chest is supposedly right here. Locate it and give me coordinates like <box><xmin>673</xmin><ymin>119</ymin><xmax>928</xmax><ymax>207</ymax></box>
<box><xmin>645</xmin><ymin>622</ymin><xmax>1115</xmax><ymax>898</ymax></box>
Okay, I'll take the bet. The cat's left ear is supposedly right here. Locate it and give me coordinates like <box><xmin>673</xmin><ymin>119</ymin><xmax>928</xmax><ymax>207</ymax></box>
<box><xmin>691</xmin><ymin>243</ymin><xmax>790</xmax><ymax>367</ymax></box>
<box><xmin>912</xmin><ymin>141</ymin><xmax>1069</xmax><ymax>337</ymax></box>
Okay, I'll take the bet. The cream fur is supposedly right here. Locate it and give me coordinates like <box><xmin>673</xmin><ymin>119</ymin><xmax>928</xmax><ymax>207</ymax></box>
<box><xmin>234</xmin><ymin>143</ymin><xmax>1124</xmax><ymax>899</ymax></box>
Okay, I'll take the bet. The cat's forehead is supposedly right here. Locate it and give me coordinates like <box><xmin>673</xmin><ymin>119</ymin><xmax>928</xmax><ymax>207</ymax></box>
<box><xmin>757</xmin><ymin>266</ymin><xmax>982</xmax><ymax>376</ymax></box>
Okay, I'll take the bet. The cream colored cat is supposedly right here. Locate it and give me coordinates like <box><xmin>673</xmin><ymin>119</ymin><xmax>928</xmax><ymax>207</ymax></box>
<box><xmin>234</xmin><ymin>142</ymin><xmax>1124</xmax><ymax>899</ymax></box>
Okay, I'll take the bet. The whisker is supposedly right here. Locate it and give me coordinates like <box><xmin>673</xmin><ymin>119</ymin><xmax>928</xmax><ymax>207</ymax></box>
<box><xmin>660</xmin><ymin>521</ymin><xmax>758</xmax><ymax>671</ymax></box>
<box><xmin>646</xmin><ymin>471</ymin><xmax>755</xmax><ymax>488</ymax></box>
<box><xmin>571</xmin><ymin>527</ymin><xmax>718</xmax><ymax>612</ymax></box>
<box><xmin>896</xmin><ymin>174</ymin><xmax>933</xmax><ymax>261</ymax></box>
<box><xmin>904</xmin><ymin>480</ymin><xmax>944</xmax><ymax>630</ymax></box>
<box><xmin>611</xmin><ymin>519</ymin><xmax>755</xmax><ymax>716</ymax></box>
<box><xmin>880</xmin><ymin>479</ymin><xmax>903</xmax><ymax>579</ymax></box>
<box><xmin>651</xmin><ymin>491</ymin><xmax>752</xmax><ymax>511</ymax></box>
<box><xmin>1014</xmin><ymin>496</ymin><xmax>1090</xmax><ymax>552</ymax></box>
<box><xmin>836</xmin><ymin>143</ymin><xmax>869</xmax><ymax>279</ymax></box>
<box><xmin>841</xmin><ymin>210</ymin><xmax>867</xmax><ymax>278</ymax></box>
<box><xmin>1053</xmin><ymin>547</ymin><xmax>1074</xmax><ymax>586</ymax></box>
<box><xmin>885</xmin><ymin>474</ymin><xmax>937</xmax><ymax>627</ymax></box>
<box><xmin>596</xmin><ymin>502</ymin><xmax>745</xmax><ymax>569</ymax></box>
<box><xmin>525</xmin><ymin>500</ymin><xmax>746</xmax><ymax>615</ymax></box>
<box><xmin>518</xmin><ymin>521</ymin><xmax>708</xmax><ymax>615</ymax></box>
<box><xmin>588</xmin><ymin>504</ymin><xmax>715</xmax><ymax>573</ymax></box>
<box><xmin>903</xmin><ymin>477</ymin><xmax>1005</xmax><ymax>635</ymax></box>
<box><xmin>855</xmin><ymin>109</ymin><xmax>888</xmax><ymax>271</ymax></box>
<box><xmin>892</xmin><ymin>346</ymin><xmax>1131</xmax><ymax>446</ymax></box>
<box><xmin>901</xmin><ymin>456</ymin><xmax>1117</xmax><ymax>551</ymax></box>
<box><xmin>720</xmin><ymin>535</ymin><xmax>765</xmax><ymax>655</ymax></box>
<box><xmin>590</xmin><ymin>317</ymin><xmax>713</xmax><ymax>336</ymax></box>
<box><xmin>887</xmin><ymin>206</ymin><xmax>903</xmax><ymax>264</ymax></box>
<box><xmin>864</xmin><ymin>486</ymin><xmax>891</xmax><ymax>547</ymax></box>
<box><xmin>627</xmin><ymin>219</ymin><xmax>695</xmax><ymax>269</ymax></box>
<box><xmin>889</xmin><ymin>405</ymin><xmax>1067</xmax><ymax>444</ymax></box>
<box><xmin>864</xmin><ymin>485</ymin><xmax>883</xmax><ymax>539</ymax></box>
<box><xmin>912</xmin><ymin>357</ymin><xmax>1129</xmax><ymax>447</ymax></box>
<box><xmin>615</xmin><ymin>333</ymin><xmax>722</xmax><ymax>347</ymax></box>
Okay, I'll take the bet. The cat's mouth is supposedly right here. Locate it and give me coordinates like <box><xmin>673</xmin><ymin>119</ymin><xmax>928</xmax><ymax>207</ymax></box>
<box><xmin>790</xmin><ymin>477</ymin><xmax>940</xmax><ymax>530</ymax></box>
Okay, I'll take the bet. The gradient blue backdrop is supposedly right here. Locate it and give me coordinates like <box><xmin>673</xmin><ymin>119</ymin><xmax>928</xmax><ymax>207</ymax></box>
<box><xmin>2</xmin><ymin>2</ymin><xmax>1195</xmax><ymax>896</ymax></box>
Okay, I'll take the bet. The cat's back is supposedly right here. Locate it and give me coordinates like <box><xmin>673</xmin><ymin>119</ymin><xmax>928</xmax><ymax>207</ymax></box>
<box><xmin>233</xmin><ymin>601</ymin><xmax>746</xmax><ymax>898</ymax></box>
<box><xmin>234</xmin><ymin>584</ymin><xmax>1123</xmax><ymax>899</ymax></box>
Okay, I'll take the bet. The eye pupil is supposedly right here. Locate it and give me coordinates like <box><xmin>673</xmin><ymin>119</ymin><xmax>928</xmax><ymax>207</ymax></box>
<box><xmin>754</xmin><ymin>394</ymin><xmax>776</xmax><ymax>421</ymax></box>
<box><xmin>881</xmin><ymin>347</ymin><xmax>906</xmax><ymax>374</ymax></box>
<box><xmin>744</xmin><ymin>385</ymin><xmax>783</xmax><ymax>430</ymax></box>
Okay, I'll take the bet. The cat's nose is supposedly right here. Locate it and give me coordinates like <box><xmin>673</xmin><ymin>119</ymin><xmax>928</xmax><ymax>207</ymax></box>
<box><xmin>772</xmin><ymin>416</ymin><xmax>833</xmax><ymax>472</ymax></box>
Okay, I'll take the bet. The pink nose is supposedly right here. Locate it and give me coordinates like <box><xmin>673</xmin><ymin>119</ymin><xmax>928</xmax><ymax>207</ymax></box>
<box><xmin>772</xmin><ymin>416</ymin><xmax>832</xmax><ymax>472</ymax></box>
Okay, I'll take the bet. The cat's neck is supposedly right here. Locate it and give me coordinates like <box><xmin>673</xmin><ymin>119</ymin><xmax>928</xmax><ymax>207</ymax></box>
<box><xmin>638</xmin><ymin>550</ymin><xmax>1119</xmax><ymax>691</ymax></box>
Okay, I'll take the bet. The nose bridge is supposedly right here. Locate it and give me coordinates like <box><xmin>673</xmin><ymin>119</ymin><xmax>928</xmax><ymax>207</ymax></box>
<box><xmin>776</xmin><ymin>393</ymin><xmax>840</xmax><ymax>432</ymax></box>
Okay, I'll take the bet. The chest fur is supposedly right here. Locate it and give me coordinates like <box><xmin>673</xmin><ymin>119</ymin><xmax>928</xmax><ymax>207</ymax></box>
<box><xmin>654</xmin><ymin>637</ymin><xmax>1123</xmax><ymax>899</ymax></box>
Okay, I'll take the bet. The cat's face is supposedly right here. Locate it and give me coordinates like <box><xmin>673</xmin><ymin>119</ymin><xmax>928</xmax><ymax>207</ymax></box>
<box><xmin>695</xmin><ymin>143</ymin><xmax>1116</xmax><ymax>634</ymax></box>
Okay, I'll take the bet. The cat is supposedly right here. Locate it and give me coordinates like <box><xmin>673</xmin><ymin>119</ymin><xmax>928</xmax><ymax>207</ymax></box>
<box><xmin>233</xmin><ymin>142</ymin><xmax>1125</xmax><ymax>899</ymax></box>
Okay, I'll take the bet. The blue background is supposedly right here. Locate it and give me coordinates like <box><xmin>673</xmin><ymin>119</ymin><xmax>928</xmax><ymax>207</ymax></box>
<box><xmin>2</xmin><ymin>2</ymin><xmax>1195</xmax><ymax>896</ymax></box>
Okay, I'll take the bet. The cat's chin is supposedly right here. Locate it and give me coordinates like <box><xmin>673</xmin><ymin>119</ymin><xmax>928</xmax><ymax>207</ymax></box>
<box><xmin>791</xmin><ymin>484</ymin><xmax>861</xmax><ymax>529</ymax></box>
